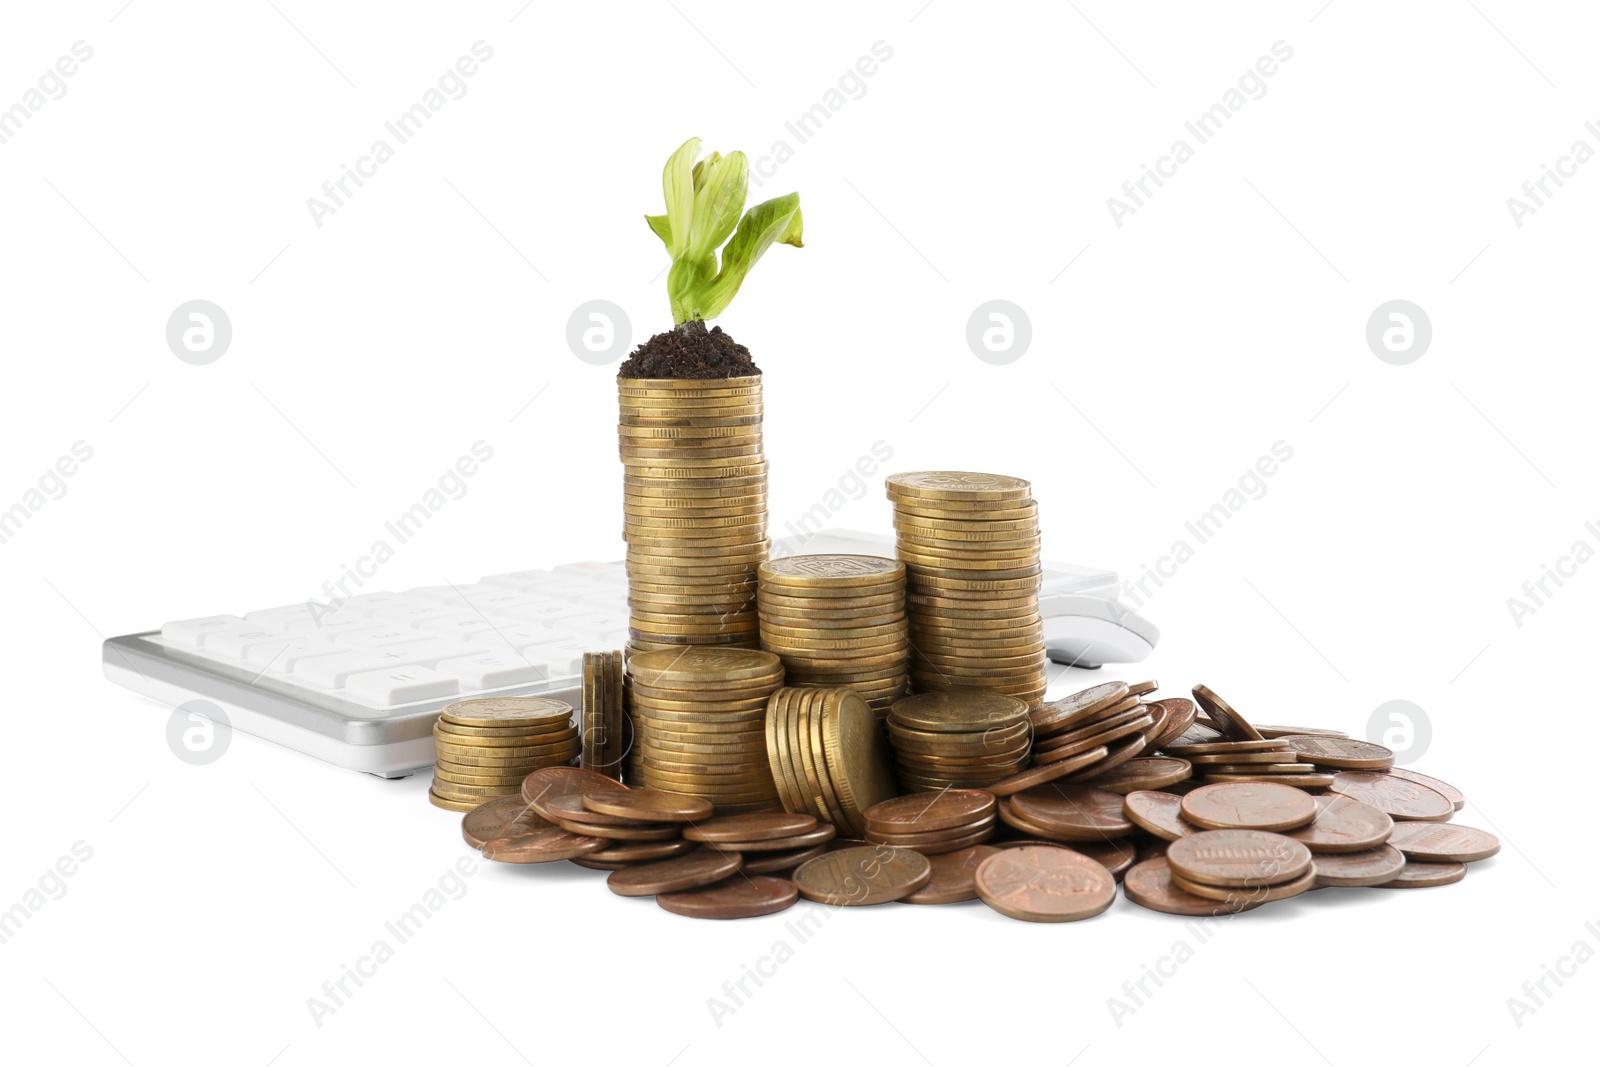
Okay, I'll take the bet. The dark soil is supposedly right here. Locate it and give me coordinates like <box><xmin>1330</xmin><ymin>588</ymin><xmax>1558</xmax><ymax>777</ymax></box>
<box><xmin>617</xmin><ymin>320</ymin><xmax>760</xmax><ymax>379</ymax></box>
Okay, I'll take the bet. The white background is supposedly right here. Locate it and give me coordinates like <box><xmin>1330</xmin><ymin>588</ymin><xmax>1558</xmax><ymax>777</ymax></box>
<box><xmin>2</xmin><ymin>1</ymin><xmax>1595</xmax><ymax>1064</ymax></box>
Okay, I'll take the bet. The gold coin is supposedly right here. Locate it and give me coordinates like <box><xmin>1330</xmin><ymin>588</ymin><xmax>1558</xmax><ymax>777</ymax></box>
<box><xmin>438</xmin><ymin>696</ymin><xmax>575</xmax><ymax>729</ymax></box>
<box><xmin>885</xmin><ymin>471</ymin><xmax>1032</xmax><ymax>502</ymax></box>
<box><xmin>758</xmin><ymin>554</ymin><xmax>904</xmax><ymax>586</ymax></box>
<box><xmin>427</xmin><ymin>790</ymin><xmax>483</xmax><ymax>812</ymax></box>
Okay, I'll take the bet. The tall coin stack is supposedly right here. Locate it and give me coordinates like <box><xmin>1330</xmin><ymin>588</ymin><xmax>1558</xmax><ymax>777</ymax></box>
<box><xmin>618</xmin><ymin>375</ymin><xmax>768</xmax><ymax>655</ymax></box>
<box><xmin>624</xmin><ymin>647</ymin><xmax>785</xmax><ymax>814</ymax></box>
<box><xmin>756</xmin><ymin>554</ymin><xmax>909</xmax><ymax>716</ymax></box>
<box><xmin>886</xmin><ymin>471</ymin><xmax>1048</xmax><ymax>710</ymax></box>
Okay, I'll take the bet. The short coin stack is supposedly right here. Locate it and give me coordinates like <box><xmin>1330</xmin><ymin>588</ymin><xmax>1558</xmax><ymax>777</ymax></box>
<box><xmin>886</xmin><ymin>471</ymin><xmax>1047</xmax><ymax>709</ymax></box>
<box><xmin>864</xmin><ymin>789</ymin><xmax>997</xmax><ymax>854</ymax></box>
<box><xmin>618</xmin><ymin>374</ymin><xmax>768</xmax><ymax>655</ymax></box>
<box><xmin>625</xmin><ymin>647</ymin><xmax>785</xmax><ymax>813</ymax></box>
<box><xmin>581</xmin><ymin>651</ymin><xmax>626</xmax><ymax>781</ymax></box>
<box><xmin>765</xmin><ymin>687</ymin><xmax>898</xmax><ymax>835</ymax></box>
<box><xmin>429</xmin><ymin>697</ymin><xmax>579</xmax><ymax>812</ymax></box>
<box><xmin>886</xmin><ymin>690</ymin><xmax>1030</xmax><ymax>791</ymax></box>
<box><xmin>756</xmin><ymin>554</ymin><xmax>909</xmax><ymax>715</ymax></box>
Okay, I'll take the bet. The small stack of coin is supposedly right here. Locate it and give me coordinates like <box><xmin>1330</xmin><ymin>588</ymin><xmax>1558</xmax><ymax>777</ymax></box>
<box><xmin>618</xmin><ymin>375</ymin><xmax>767</xmax><ymax>655</ymax></box>
<box><xmin>581</xmin><ymin>651</ymin><xmax>626</xmax><ymax>781</ymax></box>
<box><xmin>765</xmin><ymin>687</ymin><xmax>898</xmax><ymax>836</ymax></box>
<box><xmin>885</xmin><ymin>690</ymin><xmax>1030</xmax><ymax>791</ymax></box>
<box><xmin>863</xmin><ymin>789</ymin><xmax>997</xmax><ymax>855</ymax></box>
<box><xmin>625</xmin><ymin>647</ymin><xmax>784</xmax><ymax>813</ymax></box>
<box><xmin>1163</xmin><ymin>737</ymin><xmax>1334</xmax><ymax>788</ymax></box>
<box><xmin>1164</xmin><ymin>829</ymin><xmax>1316</xmax><ymax>906</ymax></box>
<box><xmin>756</xmin><ymin>554</ymin><xmax>909</xmax><ymax>715</ymax></box>
<box><xmin>885</xmin><ymin>471</ymin><xmax>1046</xmax><ymax>709</ymax></box>
<box><xmin>429</xmin><ymin>697</ymin><xmax>579</xmax><ymax>812</ymax></box>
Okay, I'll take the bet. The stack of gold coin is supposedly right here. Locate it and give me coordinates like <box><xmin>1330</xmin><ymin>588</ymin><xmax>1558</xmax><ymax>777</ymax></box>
<box><xmin>429</xmin><ymin>697</ymin><xmax>579</xmax><ymax>812</ymax></box>
<box><xmin>885</xmin><ymin>471</ymin><xmax>1046</xmax><ymax>709</ymax></box>
<box><xmin>625</xmin><ymin>647</ymin><xmax>785</xmax><ymax>813</ymax></box>
<box><xmin>764</xmin><ymin>687</ymin><xmax>898</xmax><ymax>836</ymax></box>
<box><xmin>581</xmin><ymin>651</ymin><xmax>626</xmax><ymax>781</ymax></box>
<box><xmin>618</xmin><ymin>375</ymin><xmax>768</xmax><ymax>655</ymax></box>
<box><xmin>756</xmin><ymin>554</ymin><xmax>908</xmax><ymax>715</ymax></box>
<box><xmin>886</xmin><ymin>691</ymin><xmax>1031</xmax><ymax>792</ymax></box>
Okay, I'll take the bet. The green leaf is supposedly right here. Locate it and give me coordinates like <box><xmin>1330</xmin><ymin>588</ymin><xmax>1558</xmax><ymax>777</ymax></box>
<box><xmin>692</xmin><ymin>192</ymin><xmax>803</xmax><ymax>320</ymax></box>
<box><xmin>644</xmin><ymin>213</ymin><xmax>672</xmax><ymax>249</ymax></box>
<box><xmin>661</xmin><ymin>136</ymin><xmax>700</xmax><ymax>258</ymax></box>
<box><xmin>688</xmin><ymin>151</ymin><xmax>748</xmax><ymax>262</ymax></box>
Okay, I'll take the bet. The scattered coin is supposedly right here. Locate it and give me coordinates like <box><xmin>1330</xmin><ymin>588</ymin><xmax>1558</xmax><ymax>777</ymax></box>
<box><xmin>460</xmin><ymin>795</ymin><xmax>549</xmax><ymax>850</ymax></box>
<box><xmin>1277</xmin><ymin>734</ymin><xmax>1394</xmax><ymax>771</ymax></box>
<box><xmin>1388</xmin><ymin>767</ymin><xmax>1466</xmax><ymax>810</ymax></box>
<box><xmin>792</xmin><ymin>846</ymin><xmax>932</xmax><ymax>905</ymax></box>
<box><xmin>1312</xmin><ymin>845</ymin><xmax>1407</xmax><ymax>888</ymax></box>
<box><xmin>1191</xmin><ymin>684</ymin><xmax>1264</xmax><ymax>741</ymax></box>
<box><xmin>1284</xmin><ymin>795</ymin><xmax>1395</xmax><ymax>854</ymax></box>
<box><xmin>1005</xmin><ymin>784</ymin><xmax>1135</xmax><ymax>841</ymax></box>
<box><xmin>1166</xmin><ymin>829</ymin><xmax>1313</xmax><ymax>888</ymax></box>
<box><xmin>742</xmin><ymin>844</ymin><xmax>828</xmax><ymax>874</ymax></box>
<box><xmin>975</xmin><ymin>846</ymin><xmax>1116</xmax><ymax>922</ymax></box>
<box><xmin>1122</xmin><ymin>790</ymin><xmax>1195</xmax><ymax>842</ymax></box>
<box><xmin>1123</xmin><ymin>855</ymin><xmax>1261</xmax><ymax>916</ymax></box>
<box><xmin>684</xmin><ymin>812</ymin><xmax>817</xmax><ymax>843</ymax></box>
<box><xmin>522</xmin><ymin>767</ymin><xmax>632</xmax><ymax>818</ymax></box>
<box><xmin>1079</xmin><ymin>757</ymin><xmax>1192</xmax><ymax>794</ymax></box>
<box><xmin>657</xmin><ymin>875</ymin><xmax>800</xmax><ymax>919</ymax></box>
<box><xmin>1386</xmin><ymin>822</ymin><xmax>1500</xmax><ymax>863</ymax></box>
<box><xmin>902</xmin><ymin>845</ymin><xmax>1001</xmax><ymax>905</ymax></box>
<box><xmin>1067</xmin><ymin>838</ymin><xmax>1139</xmax><ymax>879</ymax></box>
<box><xmin>1171</xmin><ymin>866</ymin><xmax>1316</xmax><ymax>905</ymax></box>
<box><xmin>477</xmin><ymin>825</ymin><xmax>610</xmax><ymax>864</ymax></box>
<box><xmin>1180</xmin><ymin>782</ymin><xmax>1318</xmax><ymax>832</ymax></box>
<box><xmin>1327</xmin><ymin>771</ymin><xmax>1454</xmax><ymax>821</ymax></box>
<box><xmin>864</xmin><ymin>790</ymin><xmax>996</xmax><ymax>834</ymax></box>
<box><xmin>1376</xmin><ymin>861</ymin><xmax>1467</xmax><ymax>888</ymax></box>
<box><xmin>584</xmin><ymin>788</ymin><xmax>714</xmax><ymax>823</ymax></box>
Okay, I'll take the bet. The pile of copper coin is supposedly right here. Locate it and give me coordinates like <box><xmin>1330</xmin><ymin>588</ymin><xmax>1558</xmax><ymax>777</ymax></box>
<box><xmin>446</xmin><ymin>678</ymin><xmax>1497</xmax><ymax>921</ymax></box>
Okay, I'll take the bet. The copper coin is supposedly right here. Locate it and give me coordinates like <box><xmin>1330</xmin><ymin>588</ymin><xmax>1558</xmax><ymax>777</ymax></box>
<box><xmin>863</xmin><ymin>789</ymin><xmax>996</xmax><ymax>833</ymax></box>
<box><xmin>1180</xmin><ymin>782</ymin><xmax>1317</xmax><ymax>832</ymax></box>
<box><xmin>521</xmin><ymin>767</ymin><xmax>625</xmax><ymax>817</ymax></box>
<box><xmin>742</xmin><ymin>843</ymin><xmax>828</xmax><ymax>874</ymax></box>
<box><xmin>990</xmin><ymin>837</ymin><xmax>1070</xmax><ymax>850</ymax></box>
<box><xmin>1284</xmin><ymin>794</ymin><xmax>1394</xmax><ymax>854</ymax></box>
<box><xmin>683</xmin><ymin>812</ymin><xmax>818</xmax><ymax>843</ymax></box>
<box><xmin>1033</xmin><ymin>704</ymin><xmax>1150</xmax><ymax>752</ymax></box>
<box><xmin>868</xmin><ymin>814</ymin><xmax>997</xmax><ymax>846</ymax></box>
<box><xmin>1386</xmin><ymin>822</ymin><xmax>1500</xmax><ymax>863</ymax></box>
<box><xmin>478</xmin><ymin>826</ymin><xmax>610</xmax><ymax>864</ymax></box>
<box><xmin>1327</xmin><ymin>771</ymin><xmax>1453</xmax><ymax>821</ymax></box>
<box><xmin>584</xmin><ymin>788</ymin><xmax>713</xmax><ymax>823</ymax></box>
<box><xmin>1008</xmin><ymin>784</ymin><xmax>1135</xmax><ymax>840</ymax></box>
<box><xmin>792</xmin><ymin>846</ymin><xmax>932</xmax><ymax>905</ymax></box>
<box><xmin>1172</xmin><ymin>866</ymin><xmax>1316</xmax><ymax>905</ymax></box>
<box><xmin>1187</xmin><ymin>749</ymin><xmax>1297</xmax><ymax>765</ymax></box>
<box><xmin>606</xmin><ymin>848</ymin><xmax>744</xmax><ymax>896</ymax></box>
<box><xmin>461</xmin><ymin>795</ymin><xmax>550</xmax><ymax>851</ymax></box>
<box><xmin>1077</xmin><ymin>757</ymin><xmax>1192</xmax><ymax>795</ymax></box>
<box><xmin>1389</xmin><ymin>767</ymin><xmax>1466</xmax><ymax>810</ymax></box>
<box><xmin>554</xmin><ymin>818</ymin><xmax>683</xmax><ymax>841</ymax></box>
<box><xmin>1375</xmin><ymin>860</ymin><xmax>1467</xmax><ymax>888</ymax></box>
<box><xmin>1191</xmin><ymin>684</ymin><xmax>1263</xmax><ymax>741</ymax></box>
<box><xmin>588</xmin><ymin>837</ymin><xmax>698</xmax><ymax>864</ymax></box>
<box><xmin>1031</xmin><ymin>682</ymin><xmax>1131</xmax><ymax>732</ymax></box>
<box><xmin>1312</xmin><ymin>845</ymin><xmax>1406</xmax><ymax>888</ymax></box>
<box><xmin>1166</xmin><ymin>829</ymin><xmax>1312</xmax><ymax>887</ymax></box>
<box><xmin>1168</xmin><ymin>722</ymin><xmax>1225</xmax><ymax>747</ymax></box>
<box><xmin>985</xmin><ymin>747</ymin><xmax>1110</xmax><ymax>795</ymax></box>
<box><xmin>569</xmin><ymin>856</ymin><xmax>634</xmax><ymax>871</ymax></box>
<box><xmin>1125</xmin><ymin>679</ymin><xmax>1159</xmax><ymax>698</ymax></box>
<box><xmin>902</xmin><ymin>845</ymin><xmax>1001</xmax><ymax>904</ymax></box>
<box><xmin>1148</xmin><ymin>697</ymin><xmax>1198</xmax><ymax>748</ymax></box>
<box><xmin>543</xmin><ymin>793</ymin><xmax>659</xmax><ymax>827</ymax></box>
<box><xmin>705</xmin><ymin>822</ymin><xmax>839</xmax><ymax>852</ymax></box>
<box><xmin>1200</xmin><ymin>763</ymin><xmax>1316</xmax><ymax>775</ymax></box>
<box><xmin>1063</xmin><ymin>734</ymin><xmax>1151</xmax><ymax>783</ymax></box>
<box><xmin>1254</xmin><ymin>723</ymin><xmax>1347</xmax><ymax>739</ymax></box>
<box><xmin>1203</xmin><ymin>772</ymin><xmax>1335</xmax><ymax>789</ymax></box>
<box><xmin>974</xmin><ymin>846</ymin><xmax>1116</xmax><ymax>922</ymax></box>
<box><xmin>1068</xmin><ymin>838</ymin><xmax>1139</xmax><ymax>879</ymax></box>
<box><xmin>1123</xmin><ymin>856</ymin><xmax>1261</xmax><ymax>916</ymax></box>
<box><xmin>1122</xmin><ymin>791</ymin><xmax>1196</xmax><ymax>842</ymax></box>
<box><xmin>657</xmin><ymin>875</ymin><xmax>799</xmax><ymax>919</ymax></box>
<box><xmin>1165</xmin><ymin>738</ymin><xmax>1288</xmax><ymax>757</ymax></box>
<box><xmin>1278</xmin><ymin>734</ymin><xmax>1394</xmax><ymax>771</ymax></box>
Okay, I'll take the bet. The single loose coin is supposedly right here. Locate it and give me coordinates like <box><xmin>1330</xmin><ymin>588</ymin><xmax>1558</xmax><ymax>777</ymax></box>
<box><xmin>1068</xmin><ymin>838</ymin><xmax>1140</xmax><ymax>879</ymax></box>
<box><xmin>1125</xmin><ymin>680</ymin><xmax>1159</xmax><ymax>698</ymax></box>
<box><xmin>984</xmin><ymin>746</ymin><xmax>1110</xmax><ymax>795</ymax></box>
<box><xmin>1172</xmin><ymin>866</ymin><xmax>1316</xmax><ymax>905</ymax></box>
<box><xmin>1181</xmin><ymin>782</ymin><xmax>1317</xmax><ymax>832</ymax></box>
<box><xmin>974</xmin><ymin>846</ymin><xmax>1115</xmax><ymax>922</ymax></box>
<box><xmin>1079</xmin><ymin>757</ymin><xmax>1192</xmax><ymax>795</ymax></box>
<box><xmin>1284</xmin><ymin>795</ymin><xmax>1394</xmax><ymax>854</ymax></box>
<box><xmin>863</xmin><ymin>790</ymin><xmax>996</xmax><ymax>834</ymax></box>
<box><xmin>1386</xmin><ymin>822</ymin><xmax>1500</xmax><ymax>863</ymax></box>
<box><xmin>742</xmin><ymin>844</ymin><xmax>828</xmax><ymax>874</ymax></box>
<box><xmin>606</xmin><ymin>848</ymin><xmax>744</xmax><ymax>897</ymax></box>
<box><xmin>1327</xmin><ymin>771</ymin><xmax>1453</xmax><ymax>821</ymax></box>
<box><xmin>902</xmin><ymin>845</ymin><xmax>1000</xmax><ymax>905</ymax></box>
<box><xmin>1122</xmin><ymin>791</ymin><xmax>1195</xmax><ymax>842</ymax></box>
<box><xmin>1389</xmin><ymin>767</ymin><xmax>1466</xmax><ymax>810</ymax></box>
<box><xmin>1312</xmin><ymin>845</ymin><xmax>1407</xmax><ymax>888</ymax></box>
<box><xmin>588</xmin><ymin>838</ymin><xmax>698</xmax><ymax>864</ymax></box>
<box><xmin>705</xmin><ymin>822</ymin><xmax>839</xmax><ymax>853</ymax></box>
<box><xmin>792</xmin><ymin>846</ymin><xmax>932</xmax><ymax>905</ymax></box>
<box><xmin>542</xmin><ymin>793</ymin><xmax>658</xmax><ymax>827</ymax></box>
<box><xmin>1165</xmin><ymin>738</ymin><xmax>1288</xmax><ymax>757</ymax></box>
<box><xmin>1123</xmin><ymin>856</ymin><xmax>1260</xmax><ymax>916</ymax></box>
<box><xmin>1278</xmin><ymin>734</ymin><xmax>1394</xmax><ymax>771</ymax></box>
<box><xmin>656</xmin><ymin>875</ymin><xmax>799</xmax><ymax>919</ymax></box>
<box><xmin>1254</xmin><ymin>723</ymin><xmax>1348</xmax><ymax>739</ymax></box>
<box><xmin>1376</xmin><ymin>860</ymin><xmax>1467</xmax><ymax>888</ymax></box>
<box><xmin>1190</xmin><ymin>684</ymin><xmax>1263</xmax><ymax>741</ymax></box>
<box><xmin>1032</xmin><ymin>682</ymin><xmax>1130</xmax><ymax>732</ymax></box>
<box><xmin>460</xmin><ymin>795</ymin><xmax>550</xmax><ymax>850</ymax></box>
<box><xmin>555</xmin><ymin>819</ymin><xmax>682</xmax><ymax>841</ymax></box>
<box><xmin>683</xmin><ymin>813</ymin><xmax>817</xmax><ymax>843</ymax></box>
<box><xmin>1008</xmin><ymin>785</ymin><xmax>1135</xmax><ymax>841</ymax></box>
<box><xmin>477</xmin><ymin>826</ymin><xmax>610</xmax><ymax>864</ymax></box>
<box><xmin>522</xmin><ymin>767</ymin><xmax>625</xmax><ymax>816</ymax></box>
<box><xmin>1166</xmin><ymin>829</ymin><xmax>1312</xmax><ymax>887</ymax></box>
<box><xmin>584</xmin><ymin>788</ymin><xmax>713</xmax><ymax>823</ymax></box>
